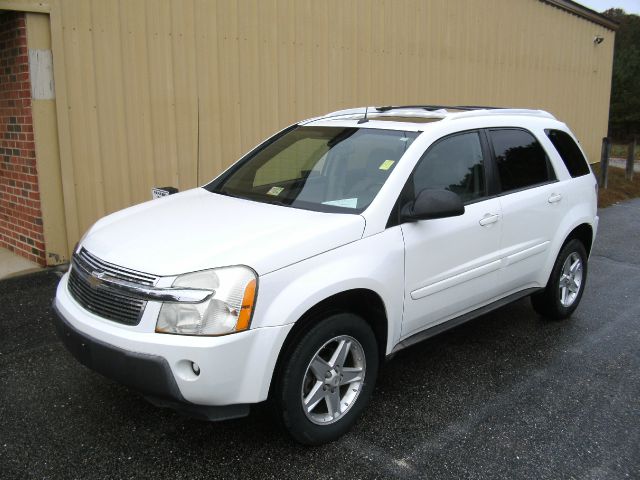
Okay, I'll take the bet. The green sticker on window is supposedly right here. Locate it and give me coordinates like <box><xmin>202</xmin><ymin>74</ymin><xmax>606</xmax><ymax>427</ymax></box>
<box><xmin>379</xmin><ymin>160</ymin><xmax>395</xmax><ymax>171</ymax></box>
<box><xmin>267</xmin><ymin>186</ymin><xmax>284</xmax><ymax>196</ymax></box>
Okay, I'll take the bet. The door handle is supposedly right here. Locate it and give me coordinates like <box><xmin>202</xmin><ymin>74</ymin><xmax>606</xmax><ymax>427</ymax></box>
<box><xmin>548</xmin><ymin>193</ymin><xmax>563</xmax><ymax>204</ymax></box>
<box><xmin>479</xmin><ymin>213</ymin><xmax>500</xmax><ymax>226</ymax></box>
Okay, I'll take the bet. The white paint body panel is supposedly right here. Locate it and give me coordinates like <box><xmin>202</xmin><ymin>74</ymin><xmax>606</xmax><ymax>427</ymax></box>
<box><xmin>55</xmin><ymin>110</ymin><xmax>598</xmax><ymax>407</ymax></box>
<box><xmin>83</xmin><ymin>188</ymin><xmax>365</xmax><ymax>277</ymax></box>
<box><xmin>401</xmin><ymin>198</ymin><xmax>503</xmax><ymax>337</ymax></box>
<box><xmin>497</xmin><ymin>182</ymin><xmax>565</xmax><ymax>290</ymax></box>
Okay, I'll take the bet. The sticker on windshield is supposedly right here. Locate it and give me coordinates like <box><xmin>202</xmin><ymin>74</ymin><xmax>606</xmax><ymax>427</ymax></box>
<box><xmin>322</xmin><ymin>198</ymin><xmax>358</xmax><ymax>208</ymax></box>
<box><xmin>266</xmin><ymin>186</ymin><xmax>284</xmax><ymax>196</ymax></box>
<box><xmin>379</xmin><ymin>160</ymin><xmax>395</xmax><ymax>171</ymax></box>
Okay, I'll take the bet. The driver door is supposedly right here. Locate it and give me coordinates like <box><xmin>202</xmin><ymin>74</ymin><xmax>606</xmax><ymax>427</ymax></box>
<box><xmin>401</xmin><ymin>130</ymin><xmax>503</xmax><ymax>338</ymax></box>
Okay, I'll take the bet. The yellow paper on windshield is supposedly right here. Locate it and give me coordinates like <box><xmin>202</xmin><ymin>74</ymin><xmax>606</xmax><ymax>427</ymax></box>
<box><xmin>379</xmin><ymin>160</ymin><xmax>395</xmax><ymax>171</ymax></box>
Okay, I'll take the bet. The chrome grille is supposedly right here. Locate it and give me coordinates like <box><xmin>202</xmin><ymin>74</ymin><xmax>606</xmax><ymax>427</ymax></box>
<box><xmin>75</xmin><ymin>248</ymin><xmax>158</xmax><ymax>286</ymax></box>
<box><xmin>67</xmin><ymin>249</ymin><xmax>158</xmax><ymax>325</ymax></box>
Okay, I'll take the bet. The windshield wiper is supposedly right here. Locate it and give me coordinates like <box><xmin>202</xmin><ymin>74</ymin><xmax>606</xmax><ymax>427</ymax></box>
<box><xmin>217</xmin><ymin>189</ymin><xmax>292</xmax><ymax>207</ymax></box>
<box><xmin>217</xmin><ymin>189</ymin><xmax>243</xmax><ymax>199</ymax></box>
<box><xmin>264</xmin><ymin>198</ymin><xmax>291</xmax><ymax>207</ymax></box>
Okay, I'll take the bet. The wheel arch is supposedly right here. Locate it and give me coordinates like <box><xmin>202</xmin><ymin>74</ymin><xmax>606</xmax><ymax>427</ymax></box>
<box><xmin>539</xmin><ymin>220</ymin><xmax>594</xmax><ymax>289</ymax></box>
<box><xmin>267</xmin><ymin>288</ymin><xmax>388</xmax><ymax>399</ymax></box>
<box><xmin>563</xmin><ymin>222</ymin><xmax>594</xmax><ymax>256</ymax></box>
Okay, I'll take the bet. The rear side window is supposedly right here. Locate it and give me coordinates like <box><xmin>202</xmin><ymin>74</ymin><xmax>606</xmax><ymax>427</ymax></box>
<box><xmin>546</xmin><ymin>129</ymin><xmax>590</xmax><ymax>177</ymax></box>
<box><xmin>489</xmin><ymin>129</ymin><xmax>554</xmax><ymax>193</ymax></box>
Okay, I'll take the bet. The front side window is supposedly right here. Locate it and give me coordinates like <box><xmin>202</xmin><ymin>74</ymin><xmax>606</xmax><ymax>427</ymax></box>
<box><xmin>546</xmin><ymin>129</ymin><xmax>590</xmax><ymax>177</ymax></box>
<box><xmin>411</xmin><ymin>131</ymin><xmax>486</xmax><ymax>203</ymax></box>
<box><xmin>490</xmin><ymin>128</ymin><xmax>555</xmax><ymax>193</ymax></box>
<box><xmin>207</xmin><ymin>126</ymin><xmax>419</xmax><ymax>213</ymax></box>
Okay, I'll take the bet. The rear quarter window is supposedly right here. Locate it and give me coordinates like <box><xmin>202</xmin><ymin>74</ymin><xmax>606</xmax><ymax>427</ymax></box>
<box><xmin>545</xmin><ymin>129</ymin><xmax>590</xmax><ymax>177</ymax></box>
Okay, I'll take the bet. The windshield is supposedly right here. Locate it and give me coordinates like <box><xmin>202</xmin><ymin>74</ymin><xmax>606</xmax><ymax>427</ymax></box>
<box><xmin>206</xmin><ymin>126</ymin><xmax>419</xmax><ymax>213</ymax></box>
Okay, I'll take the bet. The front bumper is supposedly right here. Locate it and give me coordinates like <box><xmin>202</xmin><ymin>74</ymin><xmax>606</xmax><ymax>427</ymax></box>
<box><xmin>54</xmin><ymin>273</ymin><xmax>293</xmax><ymax>410</ymax></box>
<box><xmin>53</xmin><ymin>304</ymin><xmax>249</xmax><ymax>420</ymax></box>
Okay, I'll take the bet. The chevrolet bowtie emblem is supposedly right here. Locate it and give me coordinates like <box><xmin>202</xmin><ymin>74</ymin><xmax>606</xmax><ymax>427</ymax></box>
<box><xmin>88</xmin><ymin>271</ymin><xmax>105</xmax><ymax>289</ymax></box>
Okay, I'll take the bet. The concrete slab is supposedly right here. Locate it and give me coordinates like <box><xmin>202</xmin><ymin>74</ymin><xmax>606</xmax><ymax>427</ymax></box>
<box><xmin>0</xmin><ymin>247</ymin><xmax>42</xmax><ymax>279</ymax></box>
<box><xmin>609</xmin><ymin>157</ymin><xmax>640</xmax><ymax>173</ymax></box>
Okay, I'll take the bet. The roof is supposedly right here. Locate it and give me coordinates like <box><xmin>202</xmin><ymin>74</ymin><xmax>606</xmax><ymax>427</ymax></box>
<box><xmin>540</xmin><ymin>0</ymin><xmax>619</xmax><ymax>31</ymax></box>
<box><xmin>300</xmin><ymin>106</ymin><xmax>557</xmax><ymax>130</ymax></box>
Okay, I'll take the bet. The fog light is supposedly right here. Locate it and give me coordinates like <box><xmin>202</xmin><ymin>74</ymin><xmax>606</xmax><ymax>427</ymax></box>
<box><xmin>191</xmin><ymin>362</ymin><xmax>200</xmax><ymax>376</ymax></box>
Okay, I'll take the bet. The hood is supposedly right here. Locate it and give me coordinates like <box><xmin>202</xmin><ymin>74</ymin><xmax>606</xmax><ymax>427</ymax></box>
<box><xmin>81</xmin><ymin>188</ymin><xmax>365</xmax><ymax>277</ymax></box>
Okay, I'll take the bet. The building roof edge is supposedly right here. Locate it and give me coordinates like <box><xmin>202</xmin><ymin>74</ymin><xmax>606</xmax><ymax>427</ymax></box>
<box><xmin>540</xmin><ymin>0</ymin><xmax>619</xmax><ymax>31</ymax></box>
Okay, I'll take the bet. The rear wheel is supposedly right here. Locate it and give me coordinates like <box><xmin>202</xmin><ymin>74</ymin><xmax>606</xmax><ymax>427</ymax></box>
<box><xmin>531</xmin><ymin>239</ymin><xmax>588</xmax><ymax>320</ymax></box>
<box><xmin>273</xmin><ymin>313</ymin><xmax>379</xmax><ymax>445</ymax></box>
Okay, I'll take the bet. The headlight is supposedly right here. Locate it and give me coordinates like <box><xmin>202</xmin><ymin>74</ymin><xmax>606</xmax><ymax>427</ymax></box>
<box><xmin>155</xmin><ymin>266</ymin><xmax>257</xmax><ymax>336</ymax></box>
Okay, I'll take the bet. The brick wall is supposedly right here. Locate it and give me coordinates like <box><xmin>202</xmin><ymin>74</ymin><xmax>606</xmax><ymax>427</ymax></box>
<box><xmin>0</xmin><ymin>12</ymin><xmax>45</xmax><ymax>266</ymax></box>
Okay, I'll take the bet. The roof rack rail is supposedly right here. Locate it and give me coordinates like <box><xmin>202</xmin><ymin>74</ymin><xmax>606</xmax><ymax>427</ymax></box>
<box><xmin>445</xmin><ymin>108</ymin><xmax>556</xmax><ymax>121</ymax></box>
<box><xmin>375</xmin><ymin>105</ymin><xmax>502</xmax><ymax>112</ymax></box>
<box><xmin>300</xmin><ymin>105</ymin><xmax>556</xmax><ymax>125</ymax></box>
<box><xmin>301</xmin><ymin>105</ymin><xmax>484</xmax><ymax>124</ymax></box>
<box><xmin>298</xmin><ymin>107</ymin><xmax>370</xmax><ymax>125</ymax></box>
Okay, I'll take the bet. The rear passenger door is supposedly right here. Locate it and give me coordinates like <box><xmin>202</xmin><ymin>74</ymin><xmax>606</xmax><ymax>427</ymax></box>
<box><xmin>488</xmin><ymin>128</ymin><xmax>564</xmax><ymax>291</ymax></box>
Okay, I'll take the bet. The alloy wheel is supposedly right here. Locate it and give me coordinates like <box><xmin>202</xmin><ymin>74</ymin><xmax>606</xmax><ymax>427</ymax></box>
<box><xmin>301</xmin><ymin>335</ymin><xmax>366</xmax><ymax>425</ymax></box>
<box><xmin>558</xmin><ymin>252</ymin><xmax>583</xmax><ymax>307</ymax></box>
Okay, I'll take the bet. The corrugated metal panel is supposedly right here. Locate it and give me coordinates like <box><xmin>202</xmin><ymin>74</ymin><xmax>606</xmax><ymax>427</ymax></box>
<box><xmin>36</xmin><ymin>0</ymin><xmax>615</xmax><ymax>249</ymax></box>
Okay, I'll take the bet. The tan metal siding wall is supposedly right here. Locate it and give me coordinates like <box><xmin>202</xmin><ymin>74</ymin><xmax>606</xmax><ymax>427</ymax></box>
<box><xmin>19</xmin><ymin>0</ymin><xmax>615</xmax><ymax>250</ymax></box>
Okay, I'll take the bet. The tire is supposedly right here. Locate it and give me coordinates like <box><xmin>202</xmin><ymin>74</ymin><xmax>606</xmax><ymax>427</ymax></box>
<box><xmin>272</xmin><ymin>312</ymin><xmax>379</xmax><ymax>445</ymax></box>
<box><xmin>531</xmin><ymin>238</ymin><xmax>588</xmax><ymax>320</ymax></box>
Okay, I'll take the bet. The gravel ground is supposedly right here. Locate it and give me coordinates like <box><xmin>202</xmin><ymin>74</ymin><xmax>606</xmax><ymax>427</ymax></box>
<box><xmin>1</xmin><ymin>200</ymin><xmax>639</xmax><ymax>479</ymax></box>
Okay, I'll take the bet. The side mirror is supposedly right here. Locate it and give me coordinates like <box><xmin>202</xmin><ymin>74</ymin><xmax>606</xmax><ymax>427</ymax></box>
<box><xmin>400</xmin><ymin>189</ymin><xmax>465</xmax><ymax>222</ymax></box>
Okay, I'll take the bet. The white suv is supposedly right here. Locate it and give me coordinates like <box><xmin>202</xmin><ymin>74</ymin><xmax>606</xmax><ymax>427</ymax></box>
<box><xmin>53</xmin><ymin>106</ymin><xmax>598</xmax><ymax>444</ymax></box>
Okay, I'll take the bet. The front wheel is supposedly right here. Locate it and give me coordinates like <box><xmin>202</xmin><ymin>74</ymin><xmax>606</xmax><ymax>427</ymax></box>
<box><xmin>531</xmin><ymin>238</ymin><xmax>588</xmax><ymax>320</ymax></box>
<box><xmin>273</xmin><ymin>313</ymin><xmax>379</xmax><ymax>445</ymax></box>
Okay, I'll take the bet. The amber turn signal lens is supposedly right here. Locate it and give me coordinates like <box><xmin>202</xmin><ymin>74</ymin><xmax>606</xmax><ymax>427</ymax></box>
<box><xmin>236</xmin><ymin>279</ymin><xmax>257</xmax><ymax>331</ymax></box>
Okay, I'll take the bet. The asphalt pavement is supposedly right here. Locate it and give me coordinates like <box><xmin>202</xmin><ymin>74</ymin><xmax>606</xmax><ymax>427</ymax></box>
<box><xmin>1</xmin><ymin>199</ymin><xmax>639</xmax><ymax>479</ymax></box>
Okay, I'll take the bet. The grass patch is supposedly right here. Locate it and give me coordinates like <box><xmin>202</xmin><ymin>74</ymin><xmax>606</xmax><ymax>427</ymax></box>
<box><xmin>592</xmin><ymin>163</ymin><xmax>640</xmax><ymax>208</ymax></box>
